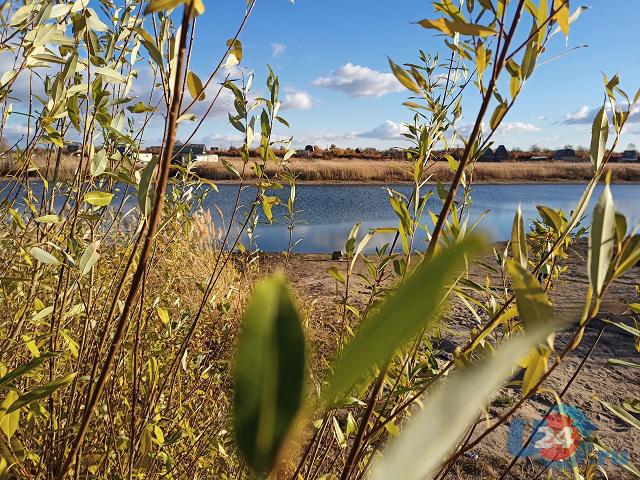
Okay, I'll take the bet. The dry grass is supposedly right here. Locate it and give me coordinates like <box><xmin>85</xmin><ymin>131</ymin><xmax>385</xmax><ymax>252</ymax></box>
<box><xmin>5</xmin><ymin>154</ymin><xmax>640</xmax><ymax>183</ymax></box>
<box><xmin>195</xmin><ymin>158</ymin><xmax>640</xmax><ymax>183</ymax></box>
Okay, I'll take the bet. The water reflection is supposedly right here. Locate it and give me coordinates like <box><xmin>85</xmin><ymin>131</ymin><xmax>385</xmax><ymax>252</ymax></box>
<box><xmin>204</xmin><ymin>183</ymin><xmax>640</xmax><ymax>253</ymax></box>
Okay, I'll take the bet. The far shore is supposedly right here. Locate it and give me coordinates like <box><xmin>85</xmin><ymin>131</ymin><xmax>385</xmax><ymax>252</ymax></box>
<box><xmin>194</xmin><ymin>158</ymin><xmax>640</xmax><ymax>184</ymax></box>
<box><xmin>4</xmin><ymin>156</ymin><xmax>640</xmax><ymax>184</ymax></box>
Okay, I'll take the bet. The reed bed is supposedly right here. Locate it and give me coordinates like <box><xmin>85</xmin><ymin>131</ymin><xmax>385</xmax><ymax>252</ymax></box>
<box><xmin>194</xmin><ymin>158</ymin><xmax>640</xmax><ymax>183</ymax></box>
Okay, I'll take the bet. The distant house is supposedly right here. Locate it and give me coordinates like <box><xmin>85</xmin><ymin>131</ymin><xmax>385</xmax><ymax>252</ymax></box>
<box><xmin>553</xmin><ymin>148</ymin><xmax>583</xmax><ymax>162</ymax></box>
<box><xmin>64</xmin><ymin>142</ymin><xmax>82</xmax><ymax>154</ymax></box>
<box><xmin>478</xmin><ymin>147</ymin><xmax>494</xmax><ymax>162</ymax></box>
<box><xmin>173</xmin><ymin>143</ymin><xmax>206</xmax><ymax>163</ymax></box>
<box><xmin>621</xmin><ymin>150</ymin><xmax>638</xmax><ymax>162</ymax></box>
<box><xmin>494</xmin><ymin>145</ymin><xmax>510</xmax><ymax>161</ymax></box>
<box><xmin>384</xmin><ymin>148</ymin><xmax>404</xmax><ymax>160</ymax></box>
<box><xmin>195</xmin><ymin>154</ymin><xmax>219</xmax><ymax>163</ymax></box>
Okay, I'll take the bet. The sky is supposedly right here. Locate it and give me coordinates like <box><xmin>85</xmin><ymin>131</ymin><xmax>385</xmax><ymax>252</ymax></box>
<box><xmin>171</xmin><ymin>0</ymin><xmax>638</xmax><ymax>151</ymax></box>
<box><xmin>4</xmin><ymin>0</ymin><xmax>640</xmax><ymax>151</ymax></box>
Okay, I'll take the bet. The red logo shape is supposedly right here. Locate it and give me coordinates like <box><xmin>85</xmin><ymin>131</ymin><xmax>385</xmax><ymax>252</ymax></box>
<box><xmin>534</xmin><ymin>413</ymin><xmax>582</xmax><ymax>461</ymax></box>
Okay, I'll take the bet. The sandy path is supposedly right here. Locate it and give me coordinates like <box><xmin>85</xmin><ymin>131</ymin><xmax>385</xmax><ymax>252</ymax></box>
<box><xmin>259</xmin><ymin>243</ymin><xmax>640</xmax><ymax>479</ymax></box>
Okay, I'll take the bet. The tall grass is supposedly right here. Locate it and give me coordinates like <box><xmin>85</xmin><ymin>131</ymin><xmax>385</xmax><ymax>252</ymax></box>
<box><xmin>194</xmin><ymin>158</ymin><xmax>640</xmax><ymax>183</ymax></box>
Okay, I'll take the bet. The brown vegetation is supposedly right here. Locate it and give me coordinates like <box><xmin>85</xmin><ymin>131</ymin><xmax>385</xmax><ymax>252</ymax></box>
<box><xmin>194</xmin><ymin>158</ymin><xmax>640</xmax><ymax>183</ymax></box>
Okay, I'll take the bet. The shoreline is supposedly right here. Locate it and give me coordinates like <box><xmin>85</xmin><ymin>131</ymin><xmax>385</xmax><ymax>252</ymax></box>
<box><xmin>210</xmin><ymin>178</ymin><xmax>640</xmax><ymax>186</ymax></box>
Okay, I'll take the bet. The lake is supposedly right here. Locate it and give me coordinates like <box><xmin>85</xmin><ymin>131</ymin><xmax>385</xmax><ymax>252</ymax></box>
<box><xmin>6</xmin><ymin>182</ymin><xmax>640</xmax><ymax>253</ymax></box>
<box><xmin>202</xmin><ymin>183</ymin><xmax>640</xmax><ymax>253</ymax></box>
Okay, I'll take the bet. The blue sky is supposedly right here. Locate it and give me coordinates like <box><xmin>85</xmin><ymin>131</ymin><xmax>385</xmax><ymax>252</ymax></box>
<box><xmin>174</xmin><ymin>0</ymin><xmax>639</xmax><ymax>151</ymax></box>
<box><xmin>3</xmin><ymin>1</ymin><xmax>638</xmax><ymax>151</ymax></box>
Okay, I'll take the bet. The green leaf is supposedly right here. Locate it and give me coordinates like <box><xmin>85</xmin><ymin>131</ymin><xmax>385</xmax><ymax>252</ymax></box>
<box><xmin>490</xmin><ymin>102</ymin><xmax>508</xmax><ymax>130</ymax></box>
<box><xmin>615</xmin><ymin>235</ymin><xmax>640</xmax><ymax>277</ymax></box>
<box><xmin>128</xmin><ymin>101</ymin><xmax>155</xmax><ymax>113</ymax></box>
<box><xmin>93</xmin><ymin>66</ymin><xmax>126</xmax><ymax>84</ymax></box>
<box><xmin>326</xmin><ymin>235</ymin><xmax>486</xmax><ymax>401</ymax></box>
<box><xmin>326</xmin><ymin>266</ymin><xmax>346</xmax><ymax>284</ymax></box>
<box><xmin>90</xmin><ymin>149</ymin><xmax>108</xmax><ymax>176</ymax></box>
<box><xmin>507</xmin><ymin>260</ymin><xmax>554</xmax><ymax>327</ymax></box>
<box><xmin>233</xmin><ymin>275</ymin><xmax>305</xmax><ymax>474</ymax></box>
<box><xmin>598</xmin><ymin>398</ymin><xmax>640</xmax><ymax>430</ymax></box>
<box><xmin>607</xmin><ymin>358</ymin><xmax>640</xmax><ymax>369</ymax></box>
<box><xmin>7</xmin><ymin>373</ymin><xmax>76</xmax><ymax>414</ymax></box>
<box><xmin>388</xmin><ymin>58</ymin><xmax>420</xmax><ymax>93</ymax></box>
<box><xmin>222</xmin><ymin>159</ymin><xmax>240</xmax><ymax>178</ymax></box>
<box><xmin>78</xmin><ymin>242</ymin><xmax>99</xmax><ymax>276</ymax></box>
<box><xmin>84</xmin><ymin>191</ymin><xmax>114</xmax><ymax>207</ymax></box>
<box><xmin>186</xmin><ymin>71</ymin><xmax>205</xmax><ymax>101</ymax></box>
<box><xmin>350</xmin><ymin>232</ymin><xmax>373</xmax><ymax>274</ymax></box>
<box><xmin>0</xmin><ymin>352</ymin><xmax>59</xmax><ymax>388</ymax></box>
<box><xmin>371</xmin><ymin>321</ymin><xmax>555</xmax><ymax>480</ymax></box>
<box><xmin>589</xmin><ymin>105</ymin><xmax>609</xmax><ymax>171</ymax></box>
<box><xmin>29</xmin><ymin>247</ymin><xmax>60</xmax><ymax>265</ymax></box>
<box><xmin>536</xmin><ymin>205</ymin><xmax>563</xmax><ymax>233</ymax></box>
<box><xmin>511</xmin><ymin>205</ymin><xmax>528</xmax><ymax>269</ymax></box>
<box><xmin>589</xmin><ymin>184</ymin><xmax>615</xmax><ymax>297</ymax></box>
<box><xmin>138</xmin><ymin>157</ymin><xmax>158</xmax><ymax>217</ymax></box>
<box><xmin>34</xmin><ymin>215</ymin><xmax>63</xmax><ymax>224</ymax></box>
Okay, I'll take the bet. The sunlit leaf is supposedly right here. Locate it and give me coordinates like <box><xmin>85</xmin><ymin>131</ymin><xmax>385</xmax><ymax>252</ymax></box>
<box><xmin>511</xmin><ymin>205</ymin><xmax>528</xmax><ymax>269</ymax></box>
<box><xmin>589</xmin><ymin>105</ymin><xmax>609</xmax><ymax>171</ymax></box>
<box><xmin>84</xmin><ymin>191</ymin><xmax>114</xmax><ymax>207</ymax></box>
<box><xmin>417</xmin><ymin>17</ymin><xmax>496</xmax><ymax>37</ymax></box>
<box><xmin>589</xmin><ymin>184</ymin><xmax>615</xmax><ymax>297</ymax></box>
<box><xmin>186</xmin><ymin>71</ymin><xmax>205</xmax><ymax>101</ymax></box>
<box><xmin>79</xmin><ymin>242</ymin><xmax>100</xmax><ymax>276</ymax></box>
<box><xmin>29</xmin><ymin>247</ymin><xmax>60</xmax><ymax>265</ymax></box>
<box><xmin>7</xmin><ymin>373</ymin><xmax>76</xmax><ymax>413</ymax></box>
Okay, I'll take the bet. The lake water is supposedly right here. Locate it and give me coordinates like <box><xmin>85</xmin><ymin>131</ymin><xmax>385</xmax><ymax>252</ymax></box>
<box><xmin>202</xmin><ymin>183</ymin><xmax>640</xmax><ymax>253</ymax></box>
<box><xmin>6</xmin><ymin>182</ymin><xmax>640</xmax><ymax>253</ymax></box>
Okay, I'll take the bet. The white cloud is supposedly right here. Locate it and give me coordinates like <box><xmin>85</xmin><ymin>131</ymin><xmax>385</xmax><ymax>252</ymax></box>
<box><xmin>312</xmin><ymin>63</ymin><xmax>405</xmax><ymax>98</ymax></box>
<box><xmin>562</xmin><ymin>104</ymin><xmax>640</xmax><ymax>125</ymax></box>
<box><xmin>281</xmin><ymin>88</ymin><xmax>313</xmax><ymax>111</ymax></box>
<box><xmin>496</xmin><ymin>122</ymin><xmax>542</xmax><ymax>134</ymax></box>
<box><xmin>357</xmin><ymin>120</ymin><xmax>408</xmax><ymax>139</ymax></box>
<box><xmin>201</xmin><ymin>132</ymin><xmax>244</xmax><ymax>147</ymax></box>
<box><xmin>563</xmin><ymin>105</ymin><xmax>591</xmax><ymax>124</ymax></box>
<box><xmin>271</xmin><ymin>43</ymin><xmax>287</xmax><ymax>58</ymax></box>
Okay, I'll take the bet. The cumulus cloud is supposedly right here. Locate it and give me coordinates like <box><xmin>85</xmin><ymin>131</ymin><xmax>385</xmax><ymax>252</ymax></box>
<box><xmin>563</xmin><ymin>105</ymin><xmax>592</xmax><ymax>124</ymax></box>
<box><xmin>201</xmin><ymin>132</ymin><xmax>244</xmax><ymax>146</ymax></box>
<box><xmin>312</xmin><ymin>63</ymin><xmax>405</xmax><ymax>98</ymax></box>
<box><xmin>271</xmin><ymin>43</ymin><xmax>287</xmax><ymax>58</ymax></box>
<box><xmin>456</xmin><ymin>121</ymin><xmax>541</xmax><ymax>137</ymax></box>
<box><xmin>562</xmin><ymin>104</ymin><xmax>640</xmax><ymax>125</ymax></box>
<box><xmin>356</xmin><ymin>120</ymin><xmax>408</xmax><ymax>139</ymax></box>
<box><xmin>496</xmin><ymin>122</ymin><xmax>542</xmax><ymax>134</ymax></box>
<box><xmin>281</xmin><ymin>88</ymin><xmax>313</xmax><ymax>111</ymax></box>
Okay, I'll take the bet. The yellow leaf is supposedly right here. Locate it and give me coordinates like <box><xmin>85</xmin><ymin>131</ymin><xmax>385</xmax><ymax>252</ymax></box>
<box><xmin>553</xmin><ymin>0</ymin><xmax>569</xmax><ymax>37</ymax></box>
<box><xmin>0</xmin><ymin>391</ymin><xmax>19</xmax><ymax>439</ymax></box>
<box><xmin>417</xmin><ymin>17</ymin><xmax>497</xmax><ymax>37</ymax></box>
<box><xmin>521</xmin><ymin>347</ymin><xmax>550</xmax><ymax>396</ymax></box>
